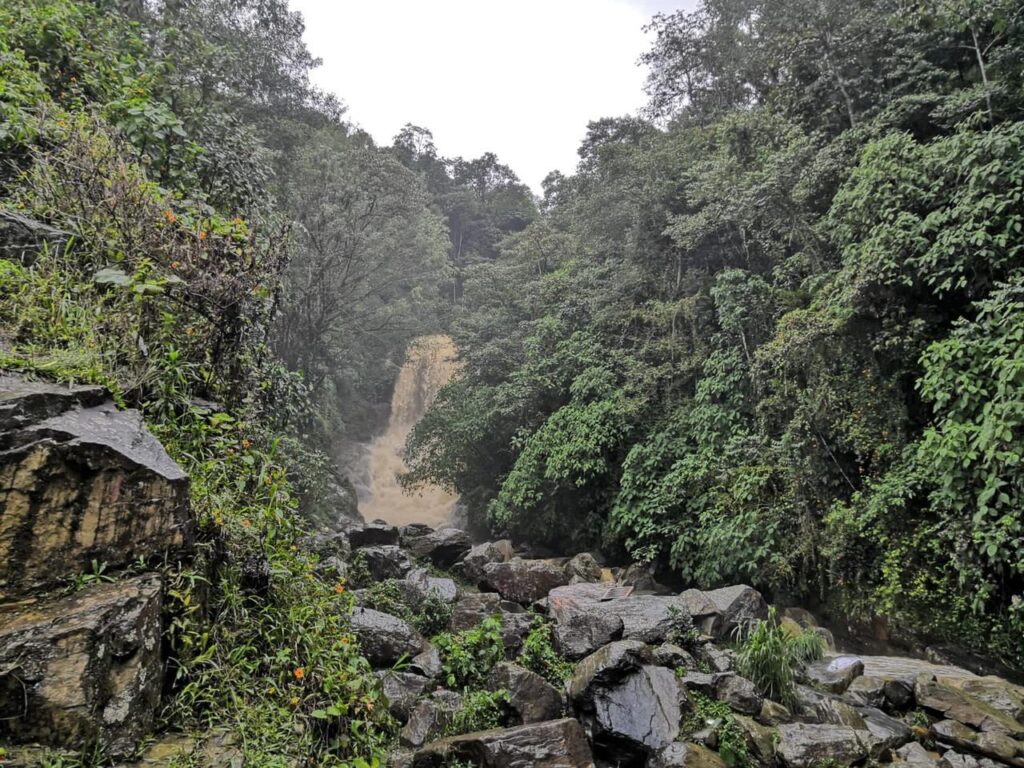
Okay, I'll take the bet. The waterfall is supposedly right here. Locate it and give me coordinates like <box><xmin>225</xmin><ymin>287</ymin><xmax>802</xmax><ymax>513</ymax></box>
<box><xmin>359</xmin><ymin>334</ymin><xmax>459</xmax><ymax>526</ymax></box>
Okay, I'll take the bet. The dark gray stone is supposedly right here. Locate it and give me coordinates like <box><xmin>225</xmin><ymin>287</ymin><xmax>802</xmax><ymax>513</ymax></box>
<box><xmin>348</xmin><ymin>522</ymin><xmax>400</xmax><ymax>549</ymax></box>
<box><xmin>564</xmin><ymin>553</ymin><xmax>603</xmax><ymax>583</ymax></box>
<box><xmin>459</xmin><ymin>540</ymin><xmax>514</xmax><ymax>584</ymax></box>
<box><xmin>357</xmin><ymin>545</ymin><xmax>414</xmax><ymax>582</ymax></box>
<box><xmin>402</xmin><ymin>527</ymin><xmax>471</xmax><ymax>568</ymax></box>
<box><xmin>650</xmin><ymin>742</ymin><xmax>728</xmax><ymax>767</ymax></box>
<box><xmin>775</xmin><ymin>723</ymin><xmax>868</xmax><ymax>767</ymax></box>
<box><xmin>349</xmin><ymin>607</ymin><xmax>424</xmax><ymax>667</ymax></box>
<box><xmin>488</xmin><ymin>662</ymin><xmax>564</xmax><ymax>724</ymax></box>
<box><xmin>703</xmin><ymin>585</ymin><xmax>768</xmax><ymax>637</ymax></box>
<box><xmin>411</xmin><ymin>717</ymin><xmax>595</xmax><ymax>768</ymax></box>
<box><xmin>482</xmin><ymin>558</ymin><xmax>569</xmax><ymax>604</ymax></box>
<box><xmin>400</xmin><ymin>690</ymin><xmax>462</xmax><ymax>748</ymax></box>
<box><xmin>586</xmin><ymin>665</ymin><xmax>685</xmax><ymax>762</ymax></box>
<box><xmin>568</xmin><ymin>639</ymin><xmax>652</xmax><ymax>701</ymax></box>
<box><xmin>857</xmin><ymin>705</ymin><xmax>913</xmax><ymax>755</ymax></box>
<box><xmin>714</xmin><ymin>674</ymin><xmax>763</xmax><ymax>715</ymax></box>
<box><xmin>376</xmin><ymin>671</ymin><xmax>431</xmax><ymax>722</ymax></box>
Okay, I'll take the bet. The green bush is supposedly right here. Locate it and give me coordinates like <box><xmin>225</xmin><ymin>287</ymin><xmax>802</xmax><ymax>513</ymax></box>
<box><xmin>517</xmin><ymin>617</ymin><xmax>574</xmax><ymax>685</ymax></box>
<box><xmin>734</xmin><ymin>608</ymin><xmax>825</xmax><ymax>706</ymax></box>
<box><xmin>432</xmin><ymin>617</ymin><xmax>505</xmax><ymax>689</ymax></box>
<box><xmin>445</xmin><ymin>689</ymin><xmax>510</xmax><ymax>736</ymax></box>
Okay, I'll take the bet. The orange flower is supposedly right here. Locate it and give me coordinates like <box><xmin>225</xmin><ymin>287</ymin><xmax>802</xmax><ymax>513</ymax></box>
<box><xmin>334</xmin><ymin>584</ymin><xmax>346</xmax><ymax>595</ymax></box>
<box><xmin>241</xmin><ymin>439</ymin><xmax>252</xmax><ymax>449</ymax></box>
<box><xmin>233</xmin><ymin>217</ymin><xmax>244</xmax><ymax>226</ymax></box>
<box><xmin>164</xmin><ymin>210</ymin><xmax>176</xmax><ymax>224</ymax></box>
<box><xmin>170</xmin><ymin>261</ymin><xmax>180</xmax><ymax>269</ymax></box>
<box><xmin>293</xmin><ymin>667</ymin><xmax>305</xmax><ymax>681</ymax></box>
<box><xmin>241</xmin><ymin>519</ymin><xmax>251</xmax><ymax>528</ymax></box>
<box><xmin>198</xmin><ymin>230</ymin><xmax>207</xmax><ymax>241</ymax></box>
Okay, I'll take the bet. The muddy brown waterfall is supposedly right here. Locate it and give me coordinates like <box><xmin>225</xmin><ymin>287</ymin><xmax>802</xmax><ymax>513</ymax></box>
<box><xmin>360</xmin><ymin>335</ymin><xmax>459</xmax><ymax>526</ymax></box>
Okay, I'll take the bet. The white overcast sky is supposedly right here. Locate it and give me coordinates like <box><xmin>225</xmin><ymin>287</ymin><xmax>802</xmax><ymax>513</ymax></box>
<box><xmin>290</xmin><ymin>0</ymin><xmax>693</xmax><ymax>192</ymax></box>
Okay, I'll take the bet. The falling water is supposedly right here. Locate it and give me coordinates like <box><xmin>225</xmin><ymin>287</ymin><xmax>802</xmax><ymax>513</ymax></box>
<box><xmin>359</xmin><ymin>335</ymin><xmax>459</xmax><ymax>526</ymax></box>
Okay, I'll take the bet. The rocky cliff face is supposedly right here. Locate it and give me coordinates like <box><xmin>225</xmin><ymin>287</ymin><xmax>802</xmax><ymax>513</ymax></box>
<box><xmin>0</xmin><ymin>376</ymin><xmax>191</xmax><ymax>759</ymax></box>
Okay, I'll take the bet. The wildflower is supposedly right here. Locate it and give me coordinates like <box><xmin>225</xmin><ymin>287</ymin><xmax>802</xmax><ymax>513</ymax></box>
<box><xmin>293</xmin><ymin>667</ymin><xmax>305</xmax><ymax>681</ymax></box>
<box><xmin>233</xmin><ymin>217</ymin><xmax>244</xmax><ymax>226</ymax></box>
<box><xmin>198</xmin><ymin>230</ymin><xmax>207</xmax><ymax>241</ymax></box>
<box><xmin>334</xmin><ymin>584</ymin><xmax>346</xmax><ymax>595</ymax></box>
<box><xmin>364</xmin><ymin>699</ymin><xmax>375</xmax><ymax>713</ymax></box>
<box><xmin>164</xmin><ymin>210</ymin><xmax>176</xmax><ymax>224</ymax></box>
<box><xmin>290</xmin><ymin>696</ymin><xmax>300</xmax><ymax>707</ymax></box>
<box><xmin>241</xmin><ymin>439</ymin><xmax>252</xmax><ymax>450</ymax></box>
<box><xmin>170</xmin><ymin>261</ymin><xmax>180</xmax><ymax>269</ymax></box>
<box><xmin>241</xmin><ymin>519</ymin><xmax>251</xmax><ymax>529</ymax></box>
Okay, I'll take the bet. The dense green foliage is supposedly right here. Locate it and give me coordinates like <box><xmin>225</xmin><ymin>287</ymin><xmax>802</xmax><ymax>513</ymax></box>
<box><xmin>403</xmin><ymin>0</ymin><xmax>1024</xmax><ymax>664</ymax></box>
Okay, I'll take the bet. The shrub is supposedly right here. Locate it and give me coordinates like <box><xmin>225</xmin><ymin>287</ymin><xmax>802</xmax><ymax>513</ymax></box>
<box><xmin>734</xmin><ymin>608</ymin><xmax>825</xmax><ymax>706</ymax></box>
<box><xmin>413</xmin><ymin>589</ymin><xmax>454</xmax><ymax>636</ymax></box>
<box><xmin>685</xmin><ymin>691</ymin><xmax>751</xmax><ymax>768</ymax></box>
<box><xmin>432</xmin><ymin>617</ymin><xmax>505</xmax><ymax>689</ymax></box>
<box><xmin>445</xmin><ymin>689</ymin><xmax>510</xmax><ymax>736</ymax></box>
<box><xmin>517</xmin><ymin>617</ymin><xmax>574</xmax><ymax>684</ymax></box>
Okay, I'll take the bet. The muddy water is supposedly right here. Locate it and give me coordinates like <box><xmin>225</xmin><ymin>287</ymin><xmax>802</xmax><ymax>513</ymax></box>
<box><xmin>359</xmin><ymin>335</ymin><xmax>459</xmax><ymax>527</ymax></box>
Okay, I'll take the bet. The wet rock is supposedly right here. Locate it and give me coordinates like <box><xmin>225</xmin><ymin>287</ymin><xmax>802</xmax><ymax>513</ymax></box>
<box><xmin>583</xmin><ymin>665</ymin><xmax>685</xmax><ymax>763</ymax></box>
<box><xmin>930</xmin><ymin>719</ymin><xmax>1024</xmax><ymax>765</ymax></box>
<box><xmin>482</xmin><ymin>558</ymin><xmax>569</xmax><ymax>604</ymax></box>
<box><xmin>0</xmin><ymin>378</ymin><xmax>191</xmax><ymax>599</ymax></box>
<box><xmin>488</xmin><ymin>662</ymin><xmax>564</xmax><ymax>724</ymax></box>
<box><xmin>568</xmin><ymin>639</ymin><xmax>652</xmax><ymax>701</ymax></box>
<box><xmin>411</xmin><ymin>644</ymin><xmax>444</xmax><ymax>680</ymax></box>
<box><xmin>734</xmin><ymin>714</ymin><xmax>779</xmax><ymax>764</ymax></box>
<box><xmin>715</xmin><ymin>674</ymin><xmax>763</xmax><ymax>715</ymax></box>
<box><xmin>357</xmin><ymin>545</ymin><xmax>414</xmax><ymax>582</ymax></box>
<box><xmin>349</xmin><ymin>607</ymin><xmax>424</xmax><ymax>666</ymax></box>
<box><xmin>388</xmin><ymin>748</ymin><xmax>416</xmax><ymax>768</ymax></box>
<box><xmin>550</xmin><ymin>595</ymin><xmax>624</xmax><ymax>660</ymax></box>
<box><xmin>703</xmin><ymin>585</ymin><xmax>768</xmax><ymax>637</ymax></box>
<box><xmin>951</xmin><ymin>678</ymin><xmax>1024</xmax><ymax>724</ymax></box>
<box><xmin>695</xmin><ymin>642</ymin><xmax>734</xmax><ymax>673</ymax></box>
<box><xmin>376</xmin><ymin>671</ymin><xmax>431</xmax><ymax>722</ymax></box>
<box><xmin>678</xmin><ymin>670</ymin><xmax>726</xmax><ymax>697</ymax></box>
<box><xmin>405</xmin><ymin>568</ymin><xmax>459</xmax><ymax>606</ymax></box>
<box><xmin>794</xmin><ymin>686</ymin><xmax>864</xmax><ymax>728</ymax></box>
<box><xmin>302</xmin><ymin>529</ymin><xmax>352</xmax><ymax>561</ymax></box>
<box><xmin>0</xmin><ymin>576</ymin><xmax>163</xmax><ymax>757</ymax></box>
<box><xmin>653</xmin><ymin>642</ymin><xmax>699</xmax><ymax>670</ymax></box>
<box><xmin>916</xmin><ymin>675</ymin><xmax>1024</xmax><ymax>738</ymax></box>
<box><xmin>846</xmin><ymin>675</ymin><xmax>886</xmax><ymax>708</ymax></box>
<box><xmin>650</xmin><ymin>742</ymin><xmax>728</xmax><ymax>768</ymax></box>
<box><xmin>412</xmin><ymin>717</ymin><xmax>595</xmax><ymax>767</ymax></box>
<box><xmin>549</xmin><ymin>583</ymin><xmax>696</xmax><ymax>644</ymax></box>
<box><xmin>402</xmin><ymin>526</ymin><xmax>471</xmax><ymax>569</ymax></box>
<box><xmin>758</xmin><ymin>698</ymin><xmax>793</xmax><ymax>725</ymax></box>
<box><xmin>781</xmin><ymin>607</ymin><xmax>835</xmax><ymax>651</ymax></box>
<box><xmin>499</xmin><ymin>612</ymin><xmax>536</xmax><ymax>654</ymax></box>
<box><xmin>857</xmin><ymin>705</ymin><xmax>913</xmax><ymax>755</ymax></box>
<box><xmin>804</xmin><ymin>655</ymin><xmax>864</xmax><ymax>694</ymax></box>
<box><xmin>401</xmin><ymin>690</ymin><xmax>463</xmax><ymax>748</ymax></box>
<box><xmin>775</xmin><ymin>723</ymin><xmax>868</xmax><ymax>767</ymax></box>
<box><xmin>347</xmin><ymin>522</ymin><xmax>400</xmax><ymax>549</ymax></box>
<box><xmin>451</xmin><ymin>591</ymin><xmax>507</xmax><ymax>630</ymax></box>
<box><xmin>459</xmin><ymin>540</ymin><xmax>514</xmax><ymax>583</ymax></box>
<box><xmin>679</xmin><ymin>589</ymin><xmax>724</xmax><ymax>636</ymax></box>
<box><xmin>885</xmin><ymin>677</ymin><xmax>917</xmax><ymax>710</ymax></box>
<box><xmin>564</xmin><ymin>553</ymin><xmax>603</xmax><ymax>583</ymax></box>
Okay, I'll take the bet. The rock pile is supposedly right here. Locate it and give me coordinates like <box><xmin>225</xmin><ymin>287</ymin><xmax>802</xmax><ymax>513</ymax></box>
<box><xmin>316</xmin><ymin>520</ymin><xmax>1024</xmax><ymax>768</ymax></box>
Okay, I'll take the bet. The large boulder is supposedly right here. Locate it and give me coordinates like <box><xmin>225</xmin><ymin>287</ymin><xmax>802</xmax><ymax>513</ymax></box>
<box><xmin>584</xmin><ymin>665</ymin><xmax>686</xmax><ymax>763</ymax></box>
<box><xmin>412</xmin><ymin>718</ymin><xmax>595</xmax><ymax>768</ymax></box>
<box><xmin>488</xmin><ymin>662</ymin><xmax>564</xmax><ymax>724</ymax></box>
<box><xmin>482</xmin><ymin>558</ymin><xmax>569</xmax><ymax>604</ymax></box>
<box><xmin>347</xmin><ymin>521</ymin><xmax>400</xmax><ymax>549</ymax></box>
<box><xmin>0</xmin><ymin>576</ymin><xmax>163</xmax><ymax>758</ymax></box>
<box><xmin>569</xmin><ymin>641</ymin><xmax>685</xmax><ymax>765</ymax></box>
<box><xmin>930</xmin><ymin>719</ymin><xmax>1024</xmax><ymax>765</ymax></box>
<box><xmin>356</xmin><ymin>545</ymin><xmax>414</xmax><ymax>582</ymax></box>
<box><xmin>564</xmin><ymin>553</ymin><xmax>603</xmax><ymax>583</ymax></box>
<box><xmin>401</xmin><ymin>690</ymin><xmax>463</xmax><ymax>749</ymax></box>
<box><xmin>459</xmin><ymin>539</ymin><xmax>514</xmax><ymax>584</ymax></box>
<box><xmin>568</xmin><ymin>639</ymin><xmax>653</xmax><ymax>701</ymax></box>
<box><xmin>857</xmin><ymin>705</ymin><xmax>914</xmax><ymax>755</ymax></box>
<box><xmin>714</xmin><ymin>674</ymin><xmax>763</xmax><ymax>715</ymax></box>
<box><xmin>549</xmin><ymin>583</ymin><xmax>696</xmax><ymax>645</ymax></box>
<box><xmin>553</xmin><ymin>610</ymin><xmax>624</xmax><ymax>660</ymax></box>
<box><xmin>916</xmin><ymin>675</ymin><xmax>1024</xmax><ymax>738</ymax></box>
<box><xmin>404</xmin><ymin>568</ymin><xmax>459</xmax><ymax>607</ymax></box>
<box><xmin>703</xmin><ymin>585</ymin><xmax>768</xmax><ymax>637</ymax></box>
<box><xmin>0</xmin><ymin>377</ymin><xmax>191</xmax><ymax>599</ymax></box>
<box><xmin>775</xmin><ymin>723</ymin><xmax>869</xmax><ymax>767</ymax></box>
<box><xmin>401</xmin><ymin>526</ymin><xmax>472</xmax><ymax>568</ymax></box>
<box><xmin>349</xmin><ymin>607</ymin><xmax>424</xmax><ymax>666</ymax></box>
<box><xmin>449</xmin><ymin>592</ymin><xmax>532</xmax><ymax>651</ymax></box>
